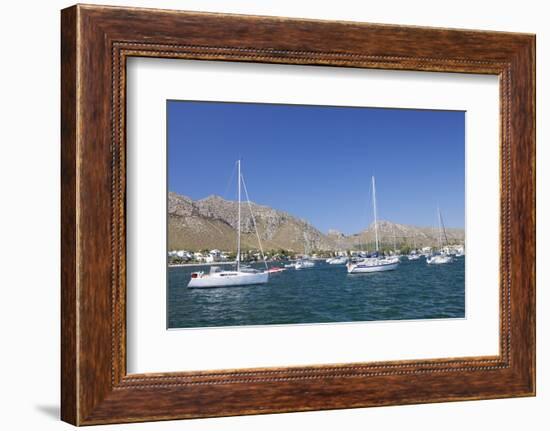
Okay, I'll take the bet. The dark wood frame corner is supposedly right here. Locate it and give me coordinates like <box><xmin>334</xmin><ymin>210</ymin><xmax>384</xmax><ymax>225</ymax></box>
<box><xmin>61</xmin><ymin>4</ymin><xmax>535</xmax><ymax>426</ymax></box>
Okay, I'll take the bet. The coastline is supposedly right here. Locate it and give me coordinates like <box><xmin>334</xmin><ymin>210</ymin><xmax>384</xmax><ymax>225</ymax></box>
<box><xmin>168</xmin><ymin>261</ymin><xmax>236</xmax><ymax>268</ymax></box>
<box><xmin>168</xmin><ymin>260</ymin><xmax>294</xmax><ymax>268</ymax></box>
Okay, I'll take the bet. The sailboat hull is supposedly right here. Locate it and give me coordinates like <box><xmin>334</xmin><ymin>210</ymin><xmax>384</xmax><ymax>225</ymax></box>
<box><xmin>347</xmin><ymin>260</ymin><xmax>399</xmax><ymax>273</ymax></box>
<box><xmin>188</xmin><ymin>271</ymin><xmax>268</xmax><ymax>288</ymax></box>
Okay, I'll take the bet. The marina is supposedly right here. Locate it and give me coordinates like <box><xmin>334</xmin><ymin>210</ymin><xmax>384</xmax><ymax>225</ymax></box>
<box><xmin>166</xmin><ymin>100</ymin><xmax>466</xmax><ymax>329</ymax></box>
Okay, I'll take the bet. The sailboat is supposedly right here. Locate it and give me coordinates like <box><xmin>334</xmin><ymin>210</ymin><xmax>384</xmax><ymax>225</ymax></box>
<box><xmin>347</xmin><ymin>177</ymin><xmax>400</xmax><ymax>273</ymax></box>
<box><xmin>408</xmin><ymin>233</ymin><xmax>421</xmax><ymax>260</ymax></box>
<box><xmin>408</xmin><ymin>252</ymin><xmax>421</xmax><ymax>261</ymax></box>
<box><xmin>327</xmin><ymin>256</ymin><xmax>348</xmax><ymax>265</ymax></box>
<box><xmin>295</xmin><ymin>259</ymin><xmax>315</xmax><ymax>269</ymax></box>
<box><xmin>187</xmin><ymin>160</ymin><xmax>269</xmax><ymax>288</ymax></box>
<box><xmin>293</xmin><ymin>233</ymin><xmax>316</xmax><ymax>269</ymax></box>
<box><xmin>426</xmin><ymin>206</ymin><xmax>453</xmax><ymax>265</ymax></box>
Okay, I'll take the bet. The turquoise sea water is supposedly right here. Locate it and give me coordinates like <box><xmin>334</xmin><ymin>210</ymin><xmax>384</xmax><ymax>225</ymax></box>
<box><xmin>167</xmin><ymin>257</ymin><xmax>465</xmax><ymax>329</ymax></box>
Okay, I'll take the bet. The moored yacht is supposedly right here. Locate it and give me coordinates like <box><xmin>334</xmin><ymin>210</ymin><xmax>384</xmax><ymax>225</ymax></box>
<box><xmin>347</xmin><ymin>252</ymin><xmax>399</xmax><ymax>273</ymax></box>
<box><xmin>426</xmin><ymin>207</ymin><xmax>453</xmax><ymax>265</ymax></box>
<box><xmin>294</xmin><ymin>258</ymin><xmax>315</xmax><ymax>269</ymax></box>
<box><xmin>407</xmin><ymin>233</ymin><xmax>421</xmax><ymax>260</ymax></box>
<box><xmin>188</xmin><ymin>266</ymin><xmax>268</xmax><ymax>288</ymax></box>
<box><xmin>188</xmin><ymin>160</ymin><xmax>269</xmax><ymax>288</ymax></box>
<box><xmin>327</xmin><ymin>256</ymin><xmax>348</xmax><ymax>265</ymax></box>
<box><xmin>426</xmin><ymin>254</ymin><xmax>453</xmax><ymax>265</ymax></box>
<box><xmin>408</xmin><ymin>251</ymin><xmax>421</xmax><ymax>261</ymax></box>
<box><xmin>347</xmin><ymin>176</ymin><xmax>400</xmax><ymax>274</ymax></box>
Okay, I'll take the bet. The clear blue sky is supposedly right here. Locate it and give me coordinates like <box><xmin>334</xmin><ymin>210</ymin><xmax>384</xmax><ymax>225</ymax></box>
<box><xmin>167</xmin><ymin>100</ymin><xmax>465</xmax><ymax>234</ymax></box>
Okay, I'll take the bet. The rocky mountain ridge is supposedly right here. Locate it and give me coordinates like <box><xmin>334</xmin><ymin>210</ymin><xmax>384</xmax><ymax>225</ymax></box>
<box><xmin>168</xmin><ymin>191</ymin><xmax>464</xmax><ymax>252</ymax></box>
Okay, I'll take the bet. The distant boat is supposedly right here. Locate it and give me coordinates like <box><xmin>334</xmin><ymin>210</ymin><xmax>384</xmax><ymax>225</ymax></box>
<box><xmin>294</xmin><ymin>259</ymin><xmax>315</xmax><ymax>270</ymax></box>
<box><xmin>426</xmin><ymin>254</ymin><xmax>452</xmax><ymax>265</ymax></box>
<box><xmin>347</xmin><ymin>176</ymin><xmax>400</xmax><ymax>274</ymax></box>
<box><xmin>188</xmin><ymin>160</ymin><xmax>269</xmax><ymax>288</ymax></box>
<box><xmin>408</xmin><ymin>252</ymin><xmax>421</xmax><ymax>261</ymax></box>
<box><xmin>327</xmin><ymin>256</ymin><xmax>348</xmax><ymax>265</ymax></box>
<box><xmin>427</xmin><ymin>206</ymin><xmax>453</xmax><ymax>265</ymax></box>
<box><xmin>408</xmin><ymin>233</ymin><xmax>421</xmax><ymax>260</ymax></box>
<box><xmin>294</xmin><ymin>232</ymin><xmax>316</xmax><ymax>269</ymax></box>
<box><xmin>452</xmin><ymin>245</ymin><xmax>465</xmax><ymax>257</ymax></box>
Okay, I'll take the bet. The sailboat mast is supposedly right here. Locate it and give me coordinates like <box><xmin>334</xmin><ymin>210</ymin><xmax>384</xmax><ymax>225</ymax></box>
<box><xmin>440</xmin><ymin>209</ymin><xmax>449</xmax><ymax>246</ymax></box>
<box><xmin>372</xmin><ymin>176</ymin><xmax>379</xmax><ymax>252</ymax></box>
<box><xmin>437</xmin><ymin>206</ymin><xmax>443</xmax><ymax>250</ymax></box>
<box><xmin>237</xmin><ymin>160</ymin><xmax>241</xmax><ymax>272</ymax></box>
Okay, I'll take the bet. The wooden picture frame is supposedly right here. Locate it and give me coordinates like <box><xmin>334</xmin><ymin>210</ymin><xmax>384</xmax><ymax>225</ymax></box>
<box><xmin>61</xmin><ymin>4</ymin><xmax>535</xmax><ymax>425</ymax></box>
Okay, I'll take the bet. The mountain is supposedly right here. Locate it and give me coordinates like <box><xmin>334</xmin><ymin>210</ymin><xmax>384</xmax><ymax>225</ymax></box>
<box><xmin>168</xmin><ymin>192</ymin><xmax>335</xmax><ymax>252</ymax></box>
<box><xmin>333</xmin><ymin>220</ymin><xmax>465</xmax><ymax>250</ymax></box>
<box><xmin>168</xmin><ymin>191</ymin><xmax>464</xmax><ymax>252</ymax></box>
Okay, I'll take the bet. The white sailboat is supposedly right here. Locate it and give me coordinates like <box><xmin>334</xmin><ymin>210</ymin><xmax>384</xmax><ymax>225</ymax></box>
<box><xmin>293</xmin><ymin>232</ymin><xmax>316</xmax><ymax>269</ymax></box>
<box><xmin>427</xmin><ymin>206</ymin><xmax>453</xmax><ymax>265</ymax></box>
<box><xmin>294</xmin><ymin>259</ymin><xmax>315</xmax><ymax>269</ymax></box>
<box><xmin>408</xmin><ymin>251</ymin><xmax>421</xmax><ymax>261</ymax></box>
<box><xmin>188</xmin><ymin>160</ymin><xmax>269</xmax><ymax>288</ymax></box>
<box><xmin>408</xmin><ymin>233</ymin><xmax>421</xmax><ymax>260</ymax></box>
<box><xmin>426</xmin><ymin>253</ymin><xmax>452</xmax><ymax>265</ymax></box>
<box><xmin>347</xmin><ymin>177</ymin><xmax>400</xmax><ymax>273</ymax></box>
<box><xmin>327</xmin><ymin>256</ymin><xmax>348</xmax><ymax>265</ymax></box>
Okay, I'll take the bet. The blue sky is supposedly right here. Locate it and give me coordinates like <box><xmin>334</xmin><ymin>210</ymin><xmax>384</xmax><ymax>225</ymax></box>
<box><xmin>167</xmin><ymin>100</ymin><xmax>465</xmax><ymax>234</ymax></box>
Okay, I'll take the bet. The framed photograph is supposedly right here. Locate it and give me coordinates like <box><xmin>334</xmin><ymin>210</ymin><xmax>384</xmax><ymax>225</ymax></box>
<box><xmin>61</xmin><ymin>4</ymin><xmax>535</xmax><ymax>425</ymax></box>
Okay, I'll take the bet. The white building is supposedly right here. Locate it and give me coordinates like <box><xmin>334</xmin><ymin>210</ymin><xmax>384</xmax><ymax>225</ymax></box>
<box><xmin>168</xmin><ymin>250</ymin><xmax>192</xmax><ymax>261</ymax></box>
